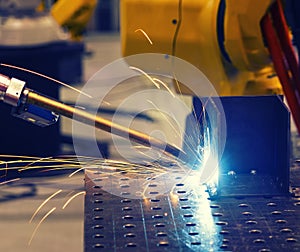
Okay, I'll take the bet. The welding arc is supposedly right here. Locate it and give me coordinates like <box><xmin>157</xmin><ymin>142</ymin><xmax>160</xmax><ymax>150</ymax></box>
<box><xmin>26</xmin><ymin>90</ymin><xmax>186</xmax><ymax>161</ymax></box>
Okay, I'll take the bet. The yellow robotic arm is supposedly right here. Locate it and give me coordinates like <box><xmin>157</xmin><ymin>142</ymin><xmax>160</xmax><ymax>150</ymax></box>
<box><xmin>50</xmin><ymin>0</ymin><xmax>97</xmax><ymax>40</ymax></box>
<box><xmin>121</xmin><ymin>0</ymin><xmax>281</xmax><ymax>96</ymax></box>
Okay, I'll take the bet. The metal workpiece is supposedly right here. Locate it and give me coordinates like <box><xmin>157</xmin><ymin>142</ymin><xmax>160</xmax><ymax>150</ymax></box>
<box><xmin>84</xmin><ymin>164</ymin><xmax>300</xmax><ymax>252</ymax></box>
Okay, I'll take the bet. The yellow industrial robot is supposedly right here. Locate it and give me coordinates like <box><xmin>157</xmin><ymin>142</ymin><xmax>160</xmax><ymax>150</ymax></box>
<box><xmin>121</xmin><ymin>0</ymin><xmax>284</xmax><ymax>96</ymax></box>
<box><xmin>120</xmin><ymin>0</ymin><xmax>300</xmax><ymax>130</ymax></box>
<box><xmin>38</xmin><ymin>0</ymin><xmax>97</xmax><ymax>40</ymax></box>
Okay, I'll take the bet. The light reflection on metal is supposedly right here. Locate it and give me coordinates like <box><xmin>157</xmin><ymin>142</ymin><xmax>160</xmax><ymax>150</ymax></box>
<box><xmin>181</xmin><ymin>186</ymin><xmax>223</xmax><ymax>251</ymax></box>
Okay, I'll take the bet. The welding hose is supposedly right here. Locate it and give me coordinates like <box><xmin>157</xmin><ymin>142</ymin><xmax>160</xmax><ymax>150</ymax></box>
<box><xmin>261</xmin><ymin>1</ymin><xmax>300</xmax><ymax>133</ymax></box>
<box><xmin>270</xmin><ymin>1</ymin><xmax>300</xmax><ymax>97</ymax></box>
<box><xmin>25</xmin><ymin>89</ymin><xmax>186</xmax><ymax>161</ymax></box>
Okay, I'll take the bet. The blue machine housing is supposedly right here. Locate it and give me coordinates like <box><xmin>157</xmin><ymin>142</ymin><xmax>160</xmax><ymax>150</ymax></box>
<box><xmin>189</xmin><ymin>95</ymin><xmax>290</xmax><ymax>197</ymax></box>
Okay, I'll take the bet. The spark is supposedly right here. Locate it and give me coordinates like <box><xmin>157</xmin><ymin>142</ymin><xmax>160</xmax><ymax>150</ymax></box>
<box><xmin>23</xmin><ymin>156</ymin><xmax>54</xmax><ymax>171</ymax></box>
<box><xmin>0</xmin><ymin>63</ymin><xmax>92</xmax><ymax>98</ymax></box>
<box><xmin>28</xmin><ymin>207</ymin><xmax>56</xmax><ymax>246</ymax></box>
<box><xmin>30</xmin><ymin>190</ymin><xmax>62</xmax><ymax>223</ymax></box>
<box><xmin>152</xmin><ymin>77</ymin><xmax>175</xmax><ymax>97</ymax></box>
<box><xmin>146</xmin><ymin>99</ymin><xmax>183</xmax><ymax>144</ymax></box>
<box><xmin>62</xmin><ymin>191</ymin><xmax>86</xmax><ymax>209</ymax></box>
<box><xmin>135</xmin><ymin>29</ymin><xmax>153</xmax><ymax>45</ymax></box>
<box><xmin>68</xmin><ymin>167</ymin><xmax>85</xmax><ymax>177</ymax></box>
<box><xmin>0</xmin><ymin>178</ymin><xmax>20</xmax><ymax>185</ymax></box>
<box><xmin>129</xmin><ymin>66</ymin><xmax>160</xmax><ymax>89</ymax></box>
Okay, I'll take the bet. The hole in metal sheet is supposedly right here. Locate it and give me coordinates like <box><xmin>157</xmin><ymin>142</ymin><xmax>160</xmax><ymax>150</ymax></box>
<box><xmin>94</xmin><ymin>200</ymin><xmax>103</xmax><ymax>204</ymax></box>
<box><xmin>156</xmin><ymin>232</ymin><xmax>167</xmax><ymax>237</ymax></box>
<box><xmin>123</xmin><ymin>224</ymin><xmax>136</xmax><ymax>229</ymax></box>
<box><xmin>93</xmin><ymin>225</ymin><xmax>104</xmax><ymax>230</ymax></box>
<box><xmin>122</xmin><ymin>207</ymin><xmax>133</xmax><ymax>211</ymax></box>
<box><xmin>93</xmin><ymin>178</ymin><xmax>103</xmax><ymax>182</ymax></box>
<box><xmin>242</xmin><ymin>212</ymin><xmax>253</xmax><ymax>216</ymax></box>
<box><xmin>124</xmin><ymin>233</ymin><xmax>136</xmax><ymax>238</ymax></box>
<box><xmin>93</xmin><ymin>171</ymin><xmax>102</xmax><ymax>175</ymax></box>
<box><xmin>94</xmin><ymin>216</ymin><xmax>104</xmax><ymax>220</ymax></box>
<box><xmin>220</xmin><ymin>230</ymin><xmax>230</xmax><ymax>235</ymax></box>
<box><xmin>154</xmin><ymin>223</ymin><xmax>166</xmax><ymax>228</ymax></box>
<box><xmin>151</xmin><ymin>206</ymin><xmax>162</xmax><ymax>210</ymax></box>
<box><xmin>176</xmin><ymin>183</ymin><xmax>184</xmax><ymax>187</ymax></box>
<box><xmin>186</xmin><ymin>222</ymin><xmax>196</xmax><ymax>227</ymax></box>
<box><xmin>152</xmin><ymin>215</ymin><xmax>163</xmax><ymax>219</ymax></box>
<box><xmin>216</xmin><ymin>221</ymin><xmax>228</xmax><ymax>226</ymax></box>
<box><xmin>93</xmin><ymin>185</ymin><xmax>102</xmax><ymax>189</ymax></box>
<box><xmin>150</xmin><ymin>199</ymin><xmax>160</xmax><ymax>202</ymax></box>
<box><xmin>146</xmin><ymin>177</ymin><xmax>156</xmax><ymax>181</ymax></box>
<box><xmin>93</xmin><ymin>234</ymin><xmax>104</xmax><ymax>239</ymax></box>
<box><xmin>121</xmin><ymin>199</ymin><xmax>131</xmax><ymax>203</ymax></box>
<box><xmin>210</xmin><ymin>204</ymin><xmax>220</xmax><ymax>209</ymax></box>
<box><xmin>149</xmin><ymin>191</ymin><xmax>159</xmax><ymax>195</ymax></box>
<box><xmin>177</xmin><ymin>190</ymin><xmax>186</xmax><ymax>194</ymax></box>
<box><xmin>148</xmin><ymin>184</ymin><xmax>157</xmax><ymax>187</ymax></box>
<box><xmin>267</xmin><ymin>202</ymin><xmax>277</xmax><ymax>207</ymax></box>
<box><xmin>122</xmin><ymin>215</ymin><xmax>134</xmax><ymax>220</ymax></box>
<box><xmin>294</xmin><ymin>202</ymin><xmax>300</xmax><ymax>206</ymax></box>
<box><xmin>181</xmin><ymin>205</ymin><xmax>191</xmax><ymax>209</ymax></box>
<box><xmin>93</xmin><ymin>243</ymin><xmax>105</xmax><ymax>248</ymax></box>
<box><xmin>276</xmin><ymin>219</ymin><xmax>287</xmax><ymax>224</ymax></box>
<box><xmin>249</xmin><ymin>229</ymin><xmax>262</xmax><ymax>234</ymax></box>
<box><xmin>222</xmin><ymin>238</ymin><xmax>230</xmax><ymax>243</ymax></box>
<box><xmin>93</xmin><ymin>192</ymin><xmax>103</xmax><ymax>196</ymax></box>
<box><xmin>246</xmin><ymin>220</ymin><xmax>257</xmax><ymax>225</ymax></box>
<box><xmin>253</xmin><ymin>239</ymin><xmax>265</xmax><ymax>244</ymax></box>
<box><xmin>259</xmin><ymin>249</ymin><xmax>271</xmax><ymax>252</ymax></box>
<box><xmin>220</xmin><ymin>244</ymin><xmax>228</xmax><ymax>249</ymax></box>
<box><xmin>213</xmin><ymin>212</ymin><xmax>223</xmax><ymax>217</ymax></box>
<box><xmin>286</xmin><ymin>237</ymin><xmax>298</xmax><ymax>243</ymax></box>
<box><xmin>125</xmin><ymin>243</ymin><xmax>137</xmax><ymax>247</ymax></box>
<box><xmin>191</xmin><ymin>242</ymin><xmax>201</xmax><ymax>245</ymax></box>
<box><xmin>280</xmin><ymin>228</ymin><xmax>293</xmax><ymax>233</ymax></box>
<box><xmin>120</xmin><ymin>178</ymin><xmax>129</xmax><ymax>181</ymax></box>
<box><xmin>157</xmin><ymin>241</ymin><xmax>169</xmax><ymax>247</ymax></box>
<box><xmin>175</xmin><ymin>176</ymin><xmax>182</xmax><ymax>180</ymax></box>
<box><xmin>188</xmin><ymin>232</ymin><xmax>199</xmax><ymax>236</ymax></box>
<box><xmin>271</xmin><ymin>211</ymin><xmax>282</xmax><ymax>215</ymax></box>
<box><xmin>179</xmin><ymin>198</ymin><xmax>188</xmax><ymax>202</ymax></box>
<box><xmin>238</xmin><ymin>204</ymin><xmax>249</xmax><ymax>208</ymax></box>
<box><xmin>120</xmin><ymin>184</ymin><xmax>130</xmax><ymax>188</ymax></box>
<box><xmin>93</xmin><ymin>208</ymin><xmax>104</xmax><ymax>212</ymax></box>
<box><xmin>183</xmin><ymin>214</ymin><xmax>193</xmax><ymax>218</ymax></box>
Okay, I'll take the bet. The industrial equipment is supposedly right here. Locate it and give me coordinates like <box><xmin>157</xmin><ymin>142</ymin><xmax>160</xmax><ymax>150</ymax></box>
<box><xmin>0</xmin><ymin>0</ymin><xmax>300</xmax><ymax>251</ymax></box>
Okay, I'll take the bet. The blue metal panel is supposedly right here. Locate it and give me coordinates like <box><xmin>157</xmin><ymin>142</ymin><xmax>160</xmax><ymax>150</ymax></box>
<box><xmin>191</xmin><ymin>95</ymin><xmax>290</xmax><ymax>196</ymax></box>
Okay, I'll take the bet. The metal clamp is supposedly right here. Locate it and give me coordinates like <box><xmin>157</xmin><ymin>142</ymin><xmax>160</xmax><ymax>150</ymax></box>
<box><xmin>3</xmin><ymin>77</ymin><xmax>26</xmax><ymax>107</ymax></box>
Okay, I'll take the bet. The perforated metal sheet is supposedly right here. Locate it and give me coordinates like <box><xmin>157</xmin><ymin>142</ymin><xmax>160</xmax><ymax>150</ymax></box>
<box><xmin>84</xmin><ymin>165</ymin><xmax>300</xmax><ymax>252</ymax></box>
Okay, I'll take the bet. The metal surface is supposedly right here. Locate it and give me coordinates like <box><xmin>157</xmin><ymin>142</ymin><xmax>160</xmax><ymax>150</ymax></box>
<box><xmin>84</xmin><ymin>163</ymin><xmax>300</xmax><ymax>252</ymax></box>
<box><xmin>4</xmin><ymin>77</ymin><xmax>25</xmax><ymax>106</ymax></box>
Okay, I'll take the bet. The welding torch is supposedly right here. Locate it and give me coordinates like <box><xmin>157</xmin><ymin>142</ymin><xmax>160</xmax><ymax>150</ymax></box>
<box><xmin>0</xmin><ymin>73</ymin><xmax>186</xmax><ymax>161</ymax></box>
